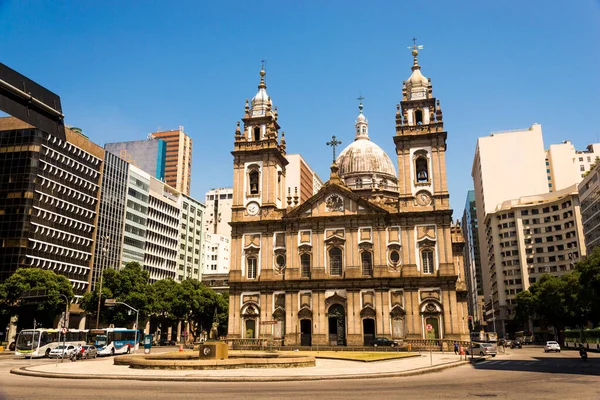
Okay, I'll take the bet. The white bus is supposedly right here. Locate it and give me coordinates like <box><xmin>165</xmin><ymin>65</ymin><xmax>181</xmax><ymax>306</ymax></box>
<box><xmin>15</xmin><ymin>328</ymin><xmax>87</xmax><ymax>358</ymax></box>
<box><xmin>88</xmin><ymin>328</ymin><xmax>139</xmax><ymax>356</ymax></box>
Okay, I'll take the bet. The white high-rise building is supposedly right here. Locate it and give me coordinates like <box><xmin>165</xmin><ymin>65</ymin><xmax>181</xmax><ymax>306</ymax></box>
<box><xmin>204</xmin><ymin>188</ymin><xmax>233</xmax><ymax>236</ymax></box>
<box><xmin>472</xmin><ymin>124</ymin><xmax>595</xmax><ymax>335</ymax></box>
<box><xmin>203</xmin><ymin>233</ymin><xmax>230</xmax><ymax>292</ymax></box>
<box><xmin>177</xmin><ymin>195</ymin><xmax>206</xmax><ymax>282</ymax></box>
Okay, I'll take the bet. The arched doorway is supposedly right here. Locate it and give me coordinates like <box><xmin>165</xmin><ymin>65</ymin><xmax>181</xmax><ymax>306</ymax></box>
<box><xmin>300</xmin><ymin>319</ymin><xmax>312</xmax><ymax>346</ymax></box>
<box><xmin>363</xmin><ymin>318</ymin><xmax>375</xmax><ymax>346</ymax></box>
<box><xmin>328</xmin><ymin>304</ymin><xmax>346</xmax><ymax>346</ymax></box>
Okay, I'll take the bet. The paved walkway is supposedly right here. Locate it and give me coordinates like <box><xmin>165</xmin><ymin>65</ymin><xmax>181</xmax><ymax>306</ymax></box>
<box><xmin>12</xmin><ymin>352</ymin><xmax>470</xmax><ymax>382</ymax></box>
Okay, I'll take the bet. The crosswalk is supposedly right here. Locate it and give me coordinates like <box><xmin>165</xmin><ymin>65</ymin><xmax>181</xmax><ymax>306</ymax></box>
<box><xmin>481</xmin><ymin>360</ymin><xmax>539</xmax><ymax>366</ymax></box>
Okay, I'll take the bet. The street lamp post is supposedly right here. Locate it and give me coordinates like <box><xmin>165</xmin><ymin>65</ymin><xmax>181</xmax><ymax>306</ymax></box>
<box><xmin>96</xmin><ymin>236</ymin><xmax>110</xmax><ymax>329</ymax></box>
<box><xmin>105</xmin><ymin>299</ymin><xmax>139</xmax><ymax>353</ymax></box>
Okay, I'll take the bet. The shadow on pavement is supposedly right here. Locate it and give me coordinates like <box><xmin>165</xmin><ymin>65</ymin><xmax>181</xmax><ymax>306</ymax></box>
<box><xmin>471</xmin><ymin>356</ymin><xmax>600</xmax><ymax>376</ymax></box>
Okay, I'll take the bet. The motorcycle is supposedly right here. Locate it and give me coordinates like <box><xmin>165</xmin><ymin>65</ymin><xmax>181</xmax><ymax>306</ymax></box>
<box><xmin>70</xmin><ymin>348</ymin><xmax>84</xmax><ymax>362</ymax></box>
<box><xmin>580</xmin><ymin>348</ymin><xmax>588</xmax><ymax>361</ymax></box>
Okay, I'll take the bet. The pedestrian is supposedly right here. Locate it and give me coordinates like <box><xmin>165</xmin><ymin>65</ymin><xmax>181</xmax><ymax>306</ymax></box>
<box><xmin>454</xmin><ymin>342</ymin><xmax>459</xmax><ymax>355</ymax></box>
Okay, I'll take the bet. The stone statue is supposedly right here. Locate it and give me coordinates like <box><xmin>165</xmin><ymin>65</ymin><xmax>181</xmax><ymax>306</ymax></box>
<box><xmin>209</xmin><ymin>321</ymin><xmax>219</xmax><ymax>340</ymax></box>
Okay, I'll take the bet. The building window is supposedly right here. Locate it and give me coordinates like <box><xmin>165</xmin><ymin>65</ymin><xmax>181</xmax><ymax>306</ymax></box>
<box><xmin>253</xmin><ymin>127</ymin><xmax>261</xmax><ymax>141</ymax></box>
<box><xmin>247</xmin><ymin>257</ymin><xmax>257</xmax><ymax>279</ymax></box>
<box><xmin>275</xmin><ymin>254</ymin><xmax>286</xmax><ymax>270</ymax></box>
<box><xmin>361</xmin><ymin>252</ymin><xmax>373</xmax><ymax>276</ymax></box>
<box><xmin>329</xmin><ymin>247</ymin><xmax>342</xmax><ymax>276</ymax></box>
<box><xmin>422</xmin><ymin>249</ymin><xmax>434</xmax><ymax>274</ymax></box>
<box><xmin>389</xmin><ymin>250</ymin><xmax>400</xmax><ymax>264</ymax></box>
<box><xmin>249</xmin><ymin>170</ymin><xmax>259</xmax><ymax>194</ymax></box>
<box><xmin>301</xmin><ymin>254</ymin><xmax>311</xmax><ymax>278</ymax></box>
<box><xmin>356</xmin><ymin>178</ymin><xmax>362</xmax><ymax>189</ymax></box>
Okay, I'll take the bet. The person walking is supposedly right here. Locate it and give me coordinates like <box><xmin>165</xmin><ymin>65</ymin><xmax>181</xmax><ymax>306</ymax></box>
<box><xmin>454</xmin><ymin>342</ymin><xmax>459</xmax><ymax>355</ymax></box>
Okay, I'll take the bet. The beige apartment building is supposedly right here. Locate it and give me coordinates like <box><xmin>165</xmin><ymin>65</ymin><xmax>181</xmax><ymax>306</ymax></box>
<box><xmin>483</xmin><ymin>185</ymin><xmax>585</xmax><ymax>334</ymax></box>
<box><xmin>472</xmin><ymin>125</ymin><xmax>596</xmax><ymax>335</ymax></box>
<box><xmin>150</xmin><ymin>127</ymin><xmax>192</xmax><ymax>195</ymax></box>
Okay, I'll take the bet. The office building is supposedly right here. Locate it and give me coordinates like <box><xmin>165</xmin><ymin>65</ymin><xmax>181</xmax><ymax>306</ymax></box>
<box><xmin>177</xmin><ymin>194</ymin><xmax>205</xmax><ymax>281</ymax></box>
<box><xmin>0</xmin><ymin>117</ymin><xmax>103</xmax><ymax>298</ymax></box>
<box><xmin>91</xmin><ymin>151</ymin><xmax>128</xmax><ymax>290</ymax></box>
<box><xmin>203</xmin><ymin>233</ymin><xmax>230</xmax><ymax>292</ymax></box>
<box><xmin>150</xmin><ymin>127</ymin><xmax>192</xmax><ymax>195</ymax></box>
<box><xmin>105</xmin><ymin>138</ymin><xmax>166</xmax><ymax>181</ymax></box>
<box><xmin>461</xmin><ymin>190</ymin><xmax>484</xmax><ymax>326</ymax></box>
<box><xmin>546</xmin><ymin>141</ymin><xmax>600</xmax><ymax>192</ymax></box>
<box><xmin>286</xmin><ymin>154</ymin><xmax>323</xmax><ymax>203</ymax></box>
<box><xmin>204</xmin><ymin>188</ymin><xmax>233</xmax><ymax>237</ymax></box>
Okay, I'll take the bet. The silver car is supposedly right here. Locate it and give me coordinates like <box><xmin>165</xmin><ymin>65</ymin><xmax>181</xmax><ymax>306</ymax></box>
<box><xmin>466</xmin><ymin>342</ymin><xmax>497</xmax><ymax>357</ymax></box>
<box><xmin>81</xmin><ymin>345</ymin><xmax>98</xmax><ymax>359</ymax></box>
<box><xmin>48</xmin><ymin>345</ymin><xmax>76</xmax><ymax>359</ymax></box>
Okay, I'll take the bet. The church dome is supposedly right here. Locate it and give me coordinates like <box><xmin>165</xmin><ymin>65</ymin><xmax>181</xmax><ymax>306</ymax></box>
<box><xmin>335</xmin><ymin>102</ymin><xmax>398</xmax><ymax>192</ymax></box>
<box><xmin>336</xmin><ymin>140</ymin><xmax>397</xmax><ymax>179</ymax></box>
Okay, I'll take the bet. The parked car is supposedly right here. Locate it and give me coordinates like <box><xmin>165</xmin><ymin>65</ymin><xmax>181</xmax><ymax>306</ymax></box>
<box><xmin>48</xmin><ymin>345</ymin><xmax>76</xmax><ymax>359</ymax></box>
<box><xmin>370</xmin><ymin>337</ymin><xmax>399</xmax><ymax>348</ymax></box>
<box><xmin>158</xmin><ymin>339</ymin><xmax>177</xmax><ymax>346</ymax></box>
<box><xmin>510</xmin><ymin>340</ymin><xmax>522</xmax><ymax>349</ymax></box>
<box><xmin>81</xmin><ymin>345</ymin><xmax>98</xmax><ymax>359</ymax></box>
<box><xmin>544</xmin><ymin>341</ymin><xmax>561</xmax><ymax>353</ymax></box>
<box><xmin>465</xmin><ymin>343</ymin><xmax>497</xmax><ymax>357</ymax></box>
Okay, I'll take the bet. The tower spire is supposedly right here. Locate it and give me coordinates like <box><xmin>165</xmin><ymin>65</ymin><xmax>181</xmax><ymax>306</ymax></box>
<box><xmin>354</xmin><ymin>95</ymin><xmax>369</xmax><ymax>141</ymax></box>
<box><xmin>408</xmin><ymin>37</ymin><xmax>424</xmax><ymax>71</ymax></box>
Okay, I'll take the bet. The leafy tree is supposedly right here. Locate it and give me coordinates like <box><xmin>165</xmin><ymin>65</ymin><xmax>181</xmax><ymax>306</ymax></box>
<box><xmin>0</xmin><ymin>268</ymin><xmax>73</xmax><ymax>329</ymax></box>
<box><xmin>80</xmin><ymin>262</ymin><xmax>151</xmax><ymax>327</ymax></box>
<box><xmin>575</xmin><ymin>246</ymin><xmax>600</xmax><ymax>324</ymax></box>
<box><xmin>514</xmin><ymin>290</ymin><xmax>536</xmax><ymax>328</ymax></box>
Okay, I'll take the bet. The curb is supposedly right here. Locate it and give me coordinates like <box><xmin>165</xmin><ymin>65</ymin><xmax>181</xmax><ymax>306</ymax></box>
<box><xmin>10</xmin><ymin>360</ymin><xmax>468</xmax><ymax>382</ymax></box>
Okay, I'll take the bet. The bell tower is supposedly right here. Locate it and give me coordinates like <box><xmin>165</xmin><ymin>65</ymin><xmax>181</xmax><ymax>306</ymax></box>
<box><xmin>232</xmin><ymin>65</ymin><xmax>288</xmax><ymax>221</ymax></box>
<box><xmin>394</xmin><ymin>42</ymin><xmax>449</xmax><ymax>211</ymax></box>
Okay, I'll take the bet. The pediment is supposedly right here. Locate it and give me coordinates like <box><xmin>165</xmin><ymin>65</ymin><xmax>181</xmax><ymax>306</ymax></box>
<box><xmin>284</xmin><ymin>183</ymin><xmax>389</xmax><ymax>220</ymax></box>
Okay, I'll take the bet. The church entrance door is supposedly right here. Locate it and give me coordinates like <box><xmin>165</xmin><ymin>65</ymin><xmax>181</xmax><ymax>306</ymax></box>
<box><xmin>425</xmin><ymin>317</ymin><xmax>440</xmax><ymax>339</ymax></box>
<box><xmin>245</xmin><ymin>319</ymin><xmax>256</xmax><ymax>339</ymax></box>
<box><xmin>300</xmin><ymin>319</ymin><xmax>312</xmax><ymax>346</ymax></box>
<box><xmin>328</xmin><ymin>304</ymin><xmax>346</xmax><ymax>346</ymax></box>
<box><xmin>363</xmin><ymin>318</ymin><xmax>375</xmax><ymax>346</ymax></box>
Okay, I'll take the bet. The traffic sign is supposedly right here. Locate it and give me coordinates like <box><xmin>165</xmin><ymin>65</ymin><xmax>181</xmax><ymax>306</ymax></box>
<box><xmin>426</xmin><ymin>324</ymin><xmax>433</xmax><ymax>332</ymax></box>
<box><xmin>468</xmin><ymin>315</ymin><xmax>473</xmax><ymax>321</ymax></box>
<box><xmin>61</xmin><ymin>328</ymin><xmax>67</xmax><ymax>334</ymax></box>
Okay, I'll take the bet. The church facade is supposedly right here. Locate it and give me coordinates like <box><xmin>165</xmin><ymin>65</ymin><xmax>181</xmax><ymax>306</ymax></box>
<box><xmin>227</xmin><ymin>47</ymin><xmax>469</xmax><ymax>346</ymax></box>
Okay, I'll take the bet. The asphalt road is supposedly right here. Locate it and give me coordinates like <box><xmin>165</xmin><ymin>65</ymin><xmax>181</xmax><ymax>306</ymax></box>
<box><xmin>0</xmin><ymin>347</ymin><xmax>598</xmax><ymax>400</ymax></box>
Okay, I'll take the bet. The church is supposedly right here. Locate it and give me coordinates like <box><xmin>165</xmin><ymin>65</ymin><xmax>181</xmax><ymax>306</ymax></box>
<box><xmin>227</xmin><ymin>45</ymin><xmax>470</xmax><ymax>346</ymax></box>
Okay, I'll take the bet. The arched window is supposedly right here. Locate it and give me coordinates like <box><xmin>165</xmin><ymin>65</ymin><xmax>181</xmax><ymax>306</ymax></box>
<box><xmin>253</xmin><ymin>127</ymin><xmax>261</xmax><ymax>141</ymax></box>
<box><xmin>422</xmin><ymin>249</ymin><xmax>434</xmax><ymax>274</ymax></box>
<box><xmin>329</xmin><ymin>247</ymin><xmax>342</xmax><ymax>276</ymax></box>
<box><xmin>247</xmin><ymin>256</ymin><xmax>257</xmax><ymax>279</ymax></box>
<box><xmin>249</xmin><ymin>170</ymin><xmax>259</xmax><ymax>194</ymax></box>
<box><xmin>301</xmin><ymin>253</ymin><xmax>311</xmax><ymax>278</ymax></box>
<box><xmin>416</xmin><ymin>157</ymin><xmax>428</xmax><ymax>182</ymax></box>
<box><xmin>415</xmin><ymin>109</ymin><xmax>423</xmax><ymax>125</ymax></box>
<box><xmin>361</xmin><ymin>251</ymin><xmax>373</xmax><ymax>276</ymax></box>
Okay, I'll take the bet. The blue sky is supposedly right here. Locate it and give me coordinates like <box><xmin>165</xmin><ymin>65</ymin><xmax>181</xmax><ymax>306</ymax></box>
<box><xmin>1</xmin><ymin>0</ymin><xmax>599</xmax><ymax>217</ymax></box>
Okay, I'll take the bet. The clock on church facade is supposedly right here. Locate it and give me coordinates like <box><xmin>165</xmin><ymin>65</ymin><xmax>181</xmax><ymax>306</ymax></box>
<box><xmin>227</xmin><ymin>47</ymin><xmax>469</xmax><ymax>347</ymax></box>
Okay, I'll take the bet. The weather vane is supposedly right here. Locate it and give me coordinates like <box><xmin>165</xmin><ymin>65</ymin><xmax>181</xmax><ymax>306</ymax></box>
<box><xmin>408</xmin><ymin>37</ymin><xmax>424</xmax><ymax>52</ymax></box>
<box><xmin>326</xmin><ymin>135</ymin><xmax>342</xmax><ymax>163</ymax></box>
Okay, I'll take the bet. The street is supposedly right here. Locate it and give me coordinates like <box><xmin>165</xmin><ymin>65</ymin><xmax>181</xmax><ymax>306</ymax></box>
<box><xmin>0</xmin><ymin>347</ymin><xmax>598</xmax><ymax>399</ymax></box>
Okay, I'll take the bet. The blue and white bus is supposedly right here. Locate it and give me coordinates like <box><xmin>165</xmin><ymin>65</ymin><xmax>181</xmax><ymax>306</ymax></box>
<box><xmin>88</xmin><ymin>328</ymin><xmax>139</xmax><ymax>356</ymax></box>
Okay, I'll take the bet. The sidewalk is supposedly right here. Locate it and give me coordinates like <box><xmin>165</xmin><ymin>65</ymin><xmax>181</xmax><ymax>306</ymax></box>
<box><xmin>12</xmin><ymin>352</ymin><xmax>470</xmax><ymax>382</ymax></box>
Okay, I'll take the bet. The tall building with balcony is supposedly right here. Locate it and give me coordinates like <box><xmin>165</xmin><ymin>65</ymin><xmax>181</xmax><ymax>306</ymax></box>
<box><xmin>105</xmin><ymin>138</ymin><xmax>167</xmax><ymax>181</ymax></box>
<box><xmin>121</xmin><ymin>165</ymin><xmax>151</xmax><ymax>268</ymax></box>
<box><xmin>177</xmin><ymin>195</ymin><xmax>205</xmax><ymax>281</ymax></box>
<box><xmin>579</xmin><ymin>162</ymin><xmax>600</xmax><ymax>254</ymax></box>
<box><xmin>150</xmin><ymin>127</ymin><xmax>192</xmax><ymax>195</ymax></box>
<box><xmin>144</xmin><ymin>177</ymin><xmax>180</xmax><ymax>282</ymax></box>
<box><xmin>0</xmin><ymin>117</ymin><xmax>103</xmax><ymax>298</ymax></box>
<box><xmin>482</xmin><ymin>185</ymin><xmax>584</xmax><ymax>335</ymax></box>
